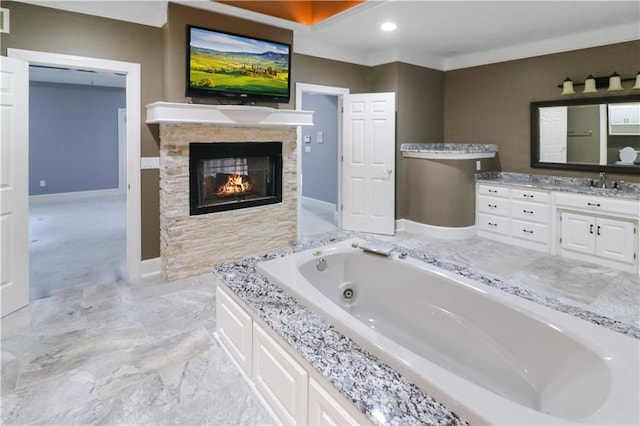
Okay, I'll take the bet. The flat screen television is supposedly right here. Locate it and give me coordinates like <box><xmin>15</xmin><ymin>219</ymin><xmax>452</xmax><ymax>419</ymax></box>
<box><xmin>186</xmin><ymin>25</ymin><xmax>292</xmax><ymax>103</ymax></box>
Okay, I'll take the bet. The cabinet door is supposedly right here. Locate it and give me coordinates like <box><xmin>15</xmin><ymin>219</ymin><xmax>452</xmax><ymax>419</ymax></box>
<box><xmin>596</xmin><ymin>218</ymin><xmax>637</xmax><ymax>264</ymax></box>
<box><xmin>308</xmin><ymin>378</ymin><xmax>362</xmax><ymax>426</ymax></box>
<box><xmin>561</xmin><ymin>212</ymin><xmax>596</xmax><ymax>254</ymax></box>
<box><xmin>253</xmin><ymin>323</ymin><xmax>308</xmax><ymax>425</ymax></box>
<box><xmin>217</xmin><ymin>287</ymin><xmax>253</xmax><ymax>375</ymax></box>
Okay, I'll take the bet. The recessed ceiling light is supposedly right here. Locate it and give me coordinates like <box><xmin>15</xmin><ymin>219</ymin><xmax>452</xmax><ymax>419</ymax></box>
<box><xmin>381</xmin><ymin>22</ymin><xmax>397</xmax><ymax>32</ymax></box>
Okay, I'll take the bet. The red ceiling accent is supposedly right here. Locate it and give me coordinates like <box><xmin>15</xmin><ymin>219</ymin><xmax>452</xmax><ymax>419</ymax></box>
<box><xmin>217</xmin><ymin>1</ymin><xmax>364</xmax><ymax>25</ymax></box>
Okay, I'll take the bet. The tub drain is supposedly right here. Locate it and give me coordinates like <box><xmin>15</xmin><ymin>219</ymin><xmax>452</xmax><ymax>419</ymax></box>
<box><xmin>342</xmin><ymin>288</ymin><xmax>354</xmax><ymax>301</ymax></box>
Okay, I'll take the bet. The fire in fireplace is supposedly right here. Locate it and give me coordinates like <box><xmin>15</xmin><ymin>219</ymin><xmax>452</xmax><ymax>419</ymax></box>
<box><xmin>189</xmin><ymin>142</ymin><xmax>282</xmax><ymax>215</ymax></box>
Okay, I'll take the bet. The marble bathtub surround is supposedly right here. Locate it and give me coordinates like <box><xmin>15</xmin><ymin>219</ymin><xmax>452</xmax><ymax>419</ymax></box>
<box><xmin>214</xmin><ymin>232</ymin><xmax>639</xmax><ymax>425</ymax></box>
<box><xmin>476</xmin><ymin>171</ymin><xmax>640</xmax><ymax>199</ymax></box>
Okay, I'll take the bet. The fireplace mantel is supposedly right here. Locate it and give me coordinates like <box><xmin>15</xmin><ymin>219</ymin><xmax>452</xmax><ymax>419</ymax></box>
<box><xmin>146</xmin><ymin>102</ymin><xmax>313</xmax><ymax>127</ymax></box>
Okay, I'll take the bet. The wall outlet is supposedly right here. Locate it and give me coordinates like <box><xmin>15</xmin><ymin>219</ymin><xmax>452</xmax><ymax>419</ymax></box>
<box><xmin>305</xmin><ymin>146</ymin><xmax>311</xmax><ymax>153</ymax></box>
<box><xmin>39</xmin><ymin>180</ymin><xmax>46</xmax><ymax>187</ymax></box>
<box><xmin>304</xmin><ymin>135</ymin><xmax>311</xmax><ymax>143</ymax></box>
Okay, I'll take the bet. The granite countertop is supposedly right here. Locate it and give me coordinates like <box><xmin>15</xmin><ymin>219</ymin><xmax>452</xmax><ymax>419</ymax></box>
<box><xmin>213</xmin><ymin>233</ymin><xmax>639</xmax><ymax>426</ymax></box>
<box><xmin>400</xmin><ymin>143</ymin><xmax>498</xmax><ymax>160</ymax></box>
<box><xmin>476</xmin><ymin>172</ymin><xmax>640</xmax><ymax>200</ymax></box>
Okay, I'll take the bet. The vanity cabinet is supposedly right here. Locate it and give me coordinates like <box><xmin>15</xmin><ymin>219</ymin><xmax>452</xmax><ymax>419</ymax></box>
<box><xmin>477</xmin><ymin>183</ymin><xmax>639</xmax><ymax>274</ymax></box>
<box><xmin>216</xmin><ymin>286</ymin><xmax>370</xmax><ymax>426</ymax></box>
<box><xmin>476</xmin><ymin>184</ymin><xmax>551</xmax><ymax>252</ymax></box>
<box><xmin>561</xmin><ymin>213</ymin><xmax>636</xmax><ymax>265</ymax></box>
<box><xmin>555</xmin><ymin>192</ymin><xmax>638</xmax><ymax>273</ymax></box>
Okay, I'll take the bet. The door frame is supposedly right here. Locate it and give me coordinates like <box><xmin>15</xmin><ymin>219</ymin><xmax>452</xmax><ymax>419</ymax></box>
<box><xmin>295</xmin><ymin>82</ymin><xmax>349</xmax><ymax>239</ymax></box>
<box><xmin>118</xmin><ymin>108</ymin><xmax>127</xmax><ymax>194</ymax></box>
<box><xmin>7</xmin><ymin>48</ymin><xmax>142</xmax><ymax>281</ymax></box>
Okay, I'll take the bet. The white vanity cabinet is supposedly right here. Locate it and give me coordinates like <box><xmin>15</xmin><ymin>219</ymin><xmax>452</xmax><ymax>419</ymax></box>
<box><xmin>215</xmin><ymin>286</ymin><xmax>370</xmax><ymax>426</ymax></box>
<box><xmin>476</xmin><ymin>184</ymin><xmax>551</xmax><ymax>252</ymax></box>
<box><xmin>555</xmin><ymin>193</ymin><xmax>638</xmax><ymax>273</ymax></box>
<box><xmin>477</xmin><ymin>183</ymin><xmax>639</xmax><ymax>274</ymax></box>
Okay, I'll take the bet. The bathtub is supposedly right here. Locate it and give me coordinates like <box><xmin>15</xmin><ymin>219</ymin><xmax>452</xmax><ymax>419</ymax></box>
<box><xmin>256</xmin><ymin>238</ymin><xmax>640</xmax><ymax>425</ymax></box>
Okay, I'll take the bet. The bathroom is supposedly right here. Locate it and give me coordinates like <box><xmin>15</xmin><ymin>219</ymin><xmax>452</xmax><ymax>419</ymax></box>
<box><xmin>1</xmin><ymin>2</ymin><xmax>639</xmax><ymax>425</ymax></box>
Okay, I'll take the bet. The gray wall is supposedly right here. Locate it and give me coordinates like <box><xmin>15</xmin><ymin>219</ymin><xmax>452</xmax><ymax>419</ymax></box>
<box><xmin>29</xmin><ymin>82</ymin><xmax>125</xmax><ymax>195</ymax></box>
<box><xmin>301</xmin><ymin>93</ymin><xmax>338</xmax><ymax>205</ymax></box>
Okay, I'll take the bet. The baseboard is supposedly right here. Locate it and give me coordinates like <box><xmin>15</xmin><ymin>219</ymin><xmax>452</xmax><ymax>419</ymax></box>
<box><xmin>29</xmin><ymin>188</ymin><xmax>122</xmax><ymax>203</ymax></box>
<box><xmin>396</xmin><ymin>218</ymin><xmax>476</xmax><ymax>240</ymax></box>
<box><xmin>140</xmin><ymin>257</ymin><xmax>161</xmax><ymax>279</ymax></box>
<box><xmin>301</xmin><ymin>196</ymin><xmax>337</xmax><ymax>212</ymax></box>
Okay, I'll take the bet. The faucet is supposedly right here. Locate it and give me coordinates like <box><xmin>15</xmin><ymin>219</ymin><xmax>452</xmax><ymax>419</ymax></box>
<box><xmin>598</xmin><ymin>172</ymin><xmax>606</xmax><ymax>188</ymax></box>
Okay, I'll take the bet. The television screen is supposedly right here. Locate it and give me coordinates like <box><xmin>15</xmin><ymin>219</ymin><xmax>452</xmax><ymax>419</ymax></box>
<box><xmin>186</xmin><ymin>25</ymin><xmax>291</xmax><ymax>103</ymax></box>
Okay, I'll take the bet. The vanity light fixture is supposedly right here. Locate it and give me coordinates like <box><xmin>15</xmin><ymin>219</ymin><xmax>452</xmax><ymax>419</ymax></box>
<box><xmin>380</xmin><ymin>22</ymin><xmax>397</xmax><ymax>31</ymax></box>
<box><xmin>559</xmin><ymin>73</ymin><xmax>638</xmax><ymax>95</ymax></box>
<box><xmin>561</xmin><ymin>77</ymin><xmax>575</xmax><ymax>95</ymax></box>
<box><xmin>582</xmin><ymin>75</ymin><xmax>597</xmax><ymax>93</ymax></box>
<box><xmin>607</xmin><ymin>72</ymin><xmax>623</xmax><ymax>91</ymax></box>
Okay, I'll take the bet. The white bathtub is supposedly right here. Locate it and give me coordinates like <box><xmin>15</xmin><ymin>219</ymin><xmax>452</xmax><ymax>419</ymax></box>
<box><xmin>256</xmin><ymin>239</ymin><xmax>640</xmax><ymax>425</ymax></box>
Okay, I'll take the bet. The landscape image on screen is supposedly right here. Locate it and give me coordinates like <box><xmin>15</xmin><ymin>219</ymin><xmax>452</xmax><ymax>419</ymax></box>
<box><xmin>189</xmin><ymin>27</ymin><xmax>290</xmax><ymax>98</ymax></box>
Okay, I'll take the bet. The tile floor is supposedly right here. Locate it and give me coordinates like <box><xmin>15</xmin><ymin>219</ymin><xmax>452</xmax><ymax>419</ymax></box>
<box><xmin>3</xmin><ymin>199</ymin><xmax>638</xmax><ymax>425</ymax></box>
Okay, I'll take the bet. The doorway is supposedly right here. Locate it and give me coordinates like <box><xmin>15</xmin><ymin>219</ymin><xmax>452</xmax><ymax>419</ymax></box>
<box><xmin>296</xmin><ymin>83</ymin><xmax>349</xmax><ymax>239</ymax></box>
<box><xmin>28</xmin><ymin>67</ymin><xmax>127</xmax><ymax>299</ymax></box>
<box><xmin>6</xmin><ymin>49</ymin><xmax>142</xmax><ymax>308</ymax></box>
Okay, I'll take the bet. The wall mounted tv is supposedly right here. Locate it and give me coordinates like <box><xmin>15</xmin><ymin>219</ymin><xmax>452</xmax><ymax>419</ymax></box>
<box><xmin>186</xmin><ymin>25</ymin><xmax>292</xmax><ymax>103</ymax></box>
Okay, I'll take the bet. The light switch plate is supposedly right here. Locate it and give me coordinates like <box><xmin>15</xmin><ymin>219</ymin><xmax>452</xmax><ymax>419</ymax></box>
<box><xmin>141</xmin><ymin>157</ymin><xmax>160</xmax><ymax>169</ymax></box>
<box><xmin>304</xmin><ymin>135</ymin><xmax>311</xmax><ymax>143</ymax></box>
<box><xmin>317</xmin><ymin>131</ymin><xmax>324</xmax><ymax>143</ymax></box>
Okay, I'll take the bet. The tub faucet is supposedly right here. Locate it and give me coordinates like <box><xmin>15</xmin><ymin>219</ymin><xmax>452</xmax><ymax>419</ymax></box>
<box><xmin>598</xmin><ymin>172</ymin><xmax>606</xmax><ymax>188</ymax></box>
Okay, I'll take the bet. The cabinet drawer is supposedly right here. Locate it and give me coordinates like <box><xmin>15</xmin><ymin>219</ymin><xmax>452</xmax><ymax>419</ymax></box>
<box><xmin>217</xmin><ymin>286</ymin><xmax>253</xmax><ymax>375</ymax></box>
<box><xmin>308</xmin><ymin>378</ymin><xmax>361</xmax><ymax>426</ymax></box>
<box><xmin>477</xmin><ymin>195</ymin><xmax>509</xmax><ymax>216</ymax></box>
<box><xmin>511</xmin><ymin>220</ymin><xmax>549</xmax><ymax>244</ymax></box>
<box><xmin>511</xmin><ymin>188</ymin><xmax>550</xmax><ymax>204</ymax></box>
<box><xmin>554</xmin><ymin>192</ymin><xmax>639</xmax><ymax>218</ymax></box>
<box><xmin>511</xmin><ymin>200</ymin><xmax>550</xmax><ymax>224</ymax></box>
<box><xmin>478</xmin><ymin>184</ymin><xmax>509</xmax><ymax>198</ymax></box>
<box><xmin>253</xmin><ymin>323</ymin><xmax>308</xmax><ymax>425</ymax></box>
<box><xmin>477</xmin><ymin>213</ymin><xmax>509</xmax><ymax>235</ymax></box>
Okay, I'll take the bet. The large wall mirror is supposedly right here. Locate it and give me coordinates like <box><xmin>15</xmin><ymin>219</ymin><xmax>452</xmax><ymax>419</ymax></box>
<box><xmin>531</xmin><ymin>95</ymin><xmax>640</xmax><ymax>175</ymax></box>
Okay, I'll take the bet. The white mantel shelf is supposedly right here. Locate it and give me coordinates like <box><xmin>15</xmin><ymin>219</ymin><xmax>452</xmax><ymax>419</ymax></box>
<box><xmin>146</xmin><ymin>102</ymin><xmax>313</xmax><ymax>127</ymax></box>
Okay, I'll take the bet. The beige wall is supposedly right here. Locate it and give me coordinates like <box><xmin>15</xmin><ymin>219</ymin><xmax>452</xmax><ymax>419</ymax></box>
<box><xmin>1</xmin><ymin>1</ymin><xmax>164</xmax><ymax>259</ymax></box>
<box><xmin>444</xmin><ymin>40</ymin><xmax>640</xmax><ymax>183</ymax></box>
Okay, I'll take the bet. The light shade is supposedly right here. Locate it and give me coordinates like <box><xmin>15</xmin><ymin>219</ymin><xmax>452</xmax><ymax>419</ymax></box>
<box><xmin>633</xmin><ymin>71</ymin><xmax>640</xmax><ymax>90</ymax></box>
<box><xmin>583</xmin><ymin>75</ymin><xmax>598</xmax><ymax>93</ymax></box>
<box><xmin>608</xmin><ymin>72</ymin><xmax>623</xmax><ymax>91</ymax></box>
<box><xmin>561</xmin><ymin>77</ymin><xmax>575</xmax><ymax>95</ymax></box>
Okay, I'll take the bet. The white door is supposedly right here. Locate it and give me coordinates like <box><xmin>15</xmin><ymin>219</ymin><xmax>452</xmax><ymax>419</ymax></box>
<box><xmin>0</xmin><ymin>56</ymin><xmax>29</xmax><ymax>317</ymax></box>
<box><xmin>561</xmin><ymin>212</ymin><xmax>595</xmax><ymax>255</ymax></box>
<box><xmin>539</xmin><ymin>106</ymin><xmax>567</xmax><ymax>163</ymax></box>
<box><xmin>596</xmin><ymin>217</ymin><xmax>636</xmax><ymax>264</ymax></box>
<box><xmin>342</xmin><ymin>93</ymin><xmax>395</xmax><ymax>235</ymax></box>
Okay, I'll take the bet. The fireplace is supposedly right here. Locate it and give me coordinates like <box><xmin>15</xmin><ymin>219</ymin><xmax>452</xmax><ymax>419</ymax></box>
<box><xmin>189</xmin><ymin>142</ymin><xmax>283</xmax><ymax>215</ymax></box>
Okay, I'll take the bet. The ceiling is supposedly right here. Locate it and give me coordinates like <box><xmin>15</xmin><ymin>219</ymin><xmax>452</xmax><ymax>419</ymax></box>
<box><xmin>18</xmin><ymin>0</ymin><xmax>640</xmax><ymax>72</ymax></box>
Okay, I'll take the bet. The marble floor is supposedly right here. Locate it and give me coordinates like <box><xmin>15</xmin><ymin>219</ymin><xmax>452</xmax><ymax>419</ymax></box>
<box><xmin>29</xmin><ymin>194</ymin><xmax>126</xmax><ymax>300</ymax></box>
<box><xmin>2</xmin><ymin>212</ymin><xmax>638</xmax><ymax>425</ymax></box>
<box><xmin>300</xmin><ymin>197</ymin><xmax>339</xmax><ymax>237</ymax></box>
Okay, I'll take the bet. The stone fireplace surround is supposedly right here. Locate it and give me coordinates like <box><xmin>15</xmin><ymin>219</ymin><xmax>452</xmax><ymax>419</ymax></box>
<box><xmin>146</xmin><ymin>102</ymin><xmax>313</xmax><ymax>281</ymax></box>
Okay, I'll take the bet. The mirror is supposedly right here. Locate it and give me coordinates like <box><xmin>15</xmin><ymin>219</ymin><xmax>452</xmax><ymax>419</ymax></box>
<box><xmin>531</xmin><ymin>94</ymin><xmax>640</xmax><ymax>174</ymax></box>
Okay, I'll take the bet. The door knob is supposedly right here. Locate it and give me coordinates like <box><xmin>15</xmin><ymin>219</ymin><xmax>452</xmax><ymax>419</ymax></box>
<box><xmin>386</xmin><ymin>169</ymin><xmax>393</xmax><ymax>175</ymax></box>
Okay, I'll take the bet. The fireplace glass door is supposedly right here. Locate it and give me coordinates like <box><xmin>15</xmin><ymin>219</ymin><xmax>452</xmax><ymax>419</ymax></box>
<box><xmin>190</xmin><ymin>142</ymin><xmax>282</xmax><ymax>215</ymax></box>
